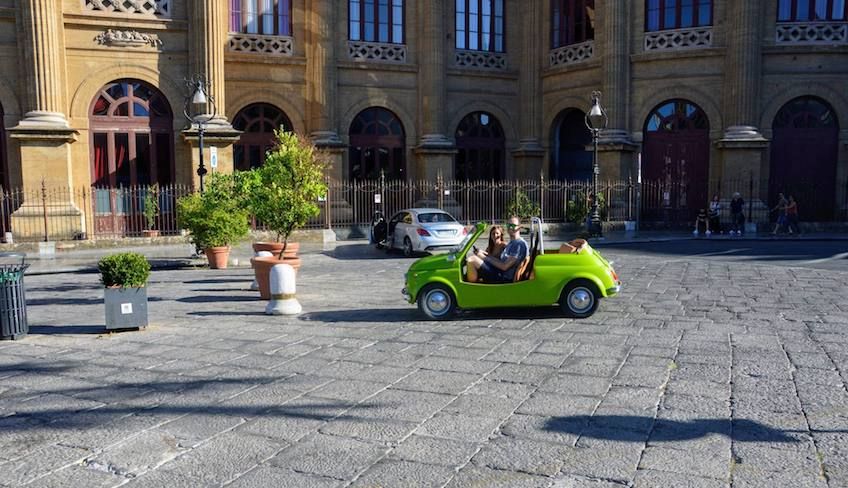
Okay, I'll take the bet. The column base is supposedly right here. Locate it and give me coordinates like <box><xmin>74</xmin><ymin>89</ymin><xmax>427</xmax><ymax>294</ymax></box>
<box><xmin>414</xmin><ymin>142</ymin><xmax>457</xmax><ymax>181</ymax></box>
<box><xmin>10</xmin><ymin>201</ymin><xmax>84</xmax><ymax>241</ymax></box>
<box><xmin>511</xmin><ymin>139</ymin><xmax>545</xmax><ymax>179</ymax></box>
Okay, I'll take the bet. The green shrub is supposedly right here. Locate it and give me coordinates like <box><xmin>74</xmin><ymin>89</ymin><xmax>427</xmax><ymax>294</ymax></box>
<box><xmin>566</xmin><ymin>191</ymin><xmax>607</xmax><ymax>223</ymax></box>
<box><xmin>98</xmin><ymin>252</ymin><xmax>151</xmax><ymax>288</ymax></box>
<box><xmin>177</xmin><ymin>173</ymin><xmax>250</xmax><ymax>249</ymax></box>
<box><xmin>506</xmin><ymin>189</ymin><xmax>540</xmax><ymax>220</ymax></box>
<box><xmin>240</xmin><ymin>130</ymin><xmax>327</xmax><ymax>254</ymax></box>
<box><xmin>142</xmin><ymin>184</ymin><xmax>159</xmax><ymax>230</ymax></box>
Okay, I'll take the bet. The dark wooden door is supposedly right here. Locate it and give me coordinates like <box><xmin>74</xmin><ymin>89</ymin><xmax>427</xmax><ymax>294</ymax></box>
<box><xmin>770</xmin><ymin>126</ymin><xmax>839</xmax><ymax>221</ymax></box>
<box><xmin>643</xmin><ymin>132</ymin><xmax>710</xmax><ymax>225</ymax></box>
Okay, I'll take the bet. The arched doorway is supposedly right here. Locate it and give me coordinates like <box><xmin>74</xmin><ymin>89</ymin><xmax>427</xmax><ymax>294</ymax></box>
<box><xmin>232</xmin><ymin>103</ymin><xmax>293</xmax><ymax>171</ymax></box>
<box><xmin>90</xmin><ymin>80</ymin><xmax>174</xmax><ymax>236</ymax></box>
<box><xmin>348</xmin><ymin>107</ymin><xmax>406</xmax><ymax>180</ymax></box>
<box><xmin>455</xmin><ymin>112</ymin><xmax>505</xmax><ymax>180</ymax></box>
<box><xmin>550</xmin><ymin>108</ymin><xmax>592</xmax><ymax>181</ymax></box>
<box><xmin>642</xmin><ymin>99</ymin><xmax>710</xmax><ymax>224</ymax></box>
<box><xmin>770</xmin><ymin>96</ymin><xmax>839</xmax><ymax>221</ymax></box>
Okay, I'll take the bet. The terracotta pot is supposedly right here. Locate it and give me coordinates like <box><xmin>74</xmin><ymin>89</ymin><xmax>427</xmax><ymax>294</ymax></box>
<box><xmin>252</xmin><ymin>242</ymin><xmax>285</xmax><ymax>254</ymax></box>
<box><xmin>251</xmin><ymin>255</ymin><xmax>302</xmax><ymax>300</ymax></box>
<box><xmin>282</xmin><ymin>242</ymin><xmax>300</xmax><ymax>259</ymax></box>
<box><xmin>204</xmin><ymin>246</ymin><xmax>231</xmax><ymax>269</ymax></box>
<box><xmin>142</xmin><ymin>229</ymin><xmax>160</xmax><ymax>238</ymax></box>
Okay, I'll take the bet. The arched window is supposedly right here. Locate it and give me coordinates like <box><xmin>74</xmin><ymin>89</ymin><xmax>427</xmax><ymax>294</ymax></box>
<box><xmin>456</xmin><ymin>0</ymin><xmax>505</xmax><ymax>52</ymax></box>
<box><xmin>551</xmin><ymin>0</ymin><xmax>595</xmax><ymax>48</ymax></box>
<box><xmin>455</xmin><ymin>112</ymin><xmax>505</xmax><ymax>181</ymax></box>
<box><xmin>645</xmin><ymin>0</ymin><xmax>712</xmax><ymax>31</ymax></box>
<box><xmin>349</xmin><ymin>0</ymin><xmax>405</xmax><ymax>43</ymax></box>
<box><xmin>645</xmin><ymin>99</ymin><xmax>709</xmax><ymax>133</ymax></box>
<box><xmin>230</xmin><ymin>0</ymin><xmax>292</xmax><ymax>36</ymax></box>
<box><xmin>349</xmin><ymin>108</ymin><xmax>406</xmax><ymax>180</ymax></box>
<box><xmin>778</xmin><ymin>0</ymin><xmax>847</xmax><ymax>21</ymax></box>
<box><xmin>550</xmin><ymin>109</ymin><xmax>592</xmax><ymax>180</ymax></box>
<box><xmin>232</xmin><ymin>103</ymin><xmax>293</xmax><ymax>171</ymax></box>
<box><xmin>770</xmin><ymin>96</ymin><xmax>839</xmax><ymax>221</ymax></box>
<box><xmin>90</xmin><ymin>79</ymin><xmax>173</xmax><ymax>187</ymax></box>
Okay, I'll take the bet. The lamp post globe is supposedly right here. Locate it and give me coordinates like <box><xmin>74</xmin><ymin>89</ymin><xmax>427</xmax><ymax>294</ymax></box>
<box><xmin>584</xmin><ymin>90</ymin><xmax>608</xmax><ymax>238</ymax></box>
<box><xmin>184</xmin><ymin>77</ymin><xmax>216</xmax><ymax>193</ymax></box>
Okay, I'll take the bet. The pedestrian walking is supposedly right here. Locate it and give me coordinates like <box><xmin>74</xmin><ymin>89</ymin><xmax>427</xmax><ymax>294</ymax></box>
<box><xmin>786</xmin><ymin>195</ymin><xmax>801</xmax><ymax>235</ymax></box>
<box><xmin>771</xmin><ymin>192</ymin><xmax>788</xmax><ymax>235</ymax></box>
<box><xmin>708</xmin><ymin>194</ymin><xmax>722</xmax><ymax>234</ymax></box>
<box><xmin>730</xmin><ymin>192</ymin><xmax>745</xmax><ymax>236</ymax></box>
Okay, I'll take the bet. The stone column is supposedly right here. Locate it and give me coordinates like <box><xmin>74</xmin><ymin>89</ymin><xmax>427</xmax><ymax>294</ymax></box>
<box><xmin>306</xmin><ymin>0</ymin><xmax>344</xmax><ymax>181</ymax></box>
<box><xmin>511</xmin><ymin>0</ymin><xmax>545</xmax><ymax>178</ymax></box>
<box><xmin>9</xmin><ymin>0</ymin><xmax>82</xmax><ymax>240</ymax></box>
<box><xmin>183</xmin><ymin>0</ymin><xmax>241</xmax><ymax>184</ymax></box>
<box><xmin>717</xmin><ymin>1</ymin><xmax>767</xmax><ymax>232</ymax></box>
<box><xmin>414</xmin><ymin>0</ymin><xmax>455</xmax><ymax>181</ymax></box>
<box><xmin>597</xmin><ymin>0</ymin><xmax>638</xmax><ymax>181</ymax></box>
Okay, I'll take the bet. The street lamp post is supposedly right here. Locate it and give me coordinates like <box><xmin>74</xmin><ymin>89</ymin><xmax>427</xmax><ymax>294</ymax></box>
<box><xmin>584</xmin><ymin>90</ymin><xmax>608</xmax><ymax>238</ymax></box>
<box><xmin>184</xmin><ymin>76</ymin><xmax>216</xmax><ymax>193</ymax></box>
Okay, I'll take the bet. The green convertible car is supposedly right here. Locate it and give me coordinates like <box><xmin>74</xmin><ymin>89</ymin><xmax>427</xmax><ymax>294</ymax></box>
<box><xmin>402</xmin><ymin>218</ymin><xmax>621</xmax><ymax>319</ymax></box>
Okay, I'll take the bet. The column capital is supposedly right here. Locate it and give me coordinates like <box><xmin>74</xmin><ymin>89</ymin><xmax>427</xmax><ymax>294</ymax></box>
<box><xmin>716</xmin><ymin>126</ymin><xmax>769</xmax><ymax>149</ymax></box>
<box><xmin>10</xmin><ymin>112</ymin><xmax>78</xmax><ymax>143</ymax></box>
<box><xmin>310</xmin><ymin>131</ymin><xmax>345</xmax><ymax>148</ymax></box>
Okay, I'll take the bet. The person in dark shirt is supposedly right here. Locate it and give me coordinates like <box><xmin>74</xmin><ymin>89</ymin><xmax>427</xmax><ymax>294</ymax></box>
<box><xmin>729</xmin><ymin>192</ymin><xmax>745</xmax><ymax>236</ymax></box>
<box><xmin>693</xmin><ymin>208</ymin><xmax>710</xmax><ymax>236</ymax></box>
<box><xmin>466</xmin><ymin>216</ymin><xmax>528</xmax><ymax>283</ymax></box>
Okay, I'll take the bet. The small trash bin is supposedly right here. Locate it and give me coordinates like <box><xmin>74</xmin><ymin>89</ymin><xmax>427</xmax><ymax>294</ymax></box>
<box><xmin>0</xmin><ymin>253</ymin><xmax>29</xmax><ymax>340</ymax></box>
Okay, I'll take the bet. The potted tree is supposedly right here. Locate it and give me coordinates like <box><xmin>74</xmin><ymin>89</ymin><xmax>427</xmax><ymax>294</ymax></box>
<box><xmin>242</xmin><ymin>130</ymin><xmax>327</xmax><ymax>298</ymax></box>
<box><xmin>177</xmin><ymin>173</ymin><xmax>250</xmax><ymax>269</ymax></box>
<box><xmin>98</xmin><ymin>252</ymin><xmax>151</xmax><ymax>331</ymax></box>
<box><xmin>142</xmin><ymin>183</ymin><xmax>160</xmax><ymax>238</ymax></box>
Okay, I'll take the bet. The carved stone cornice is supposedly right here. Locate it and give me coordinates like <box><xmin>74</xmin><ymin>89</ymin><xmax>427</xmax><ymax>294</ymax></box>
<box><xmin>95</xmin><ymin>28</ymin><xmax>162</xmax><ymax>48</ymax></box>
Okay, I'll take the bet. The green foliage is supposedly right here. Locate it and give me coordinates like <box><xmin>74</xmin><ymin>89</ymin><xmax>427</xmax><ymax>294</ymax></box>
<box><xmin>240</xmin><ymin>130</ymin><xmax>327</xmax><ymax>248</ymax></box>
<box><xmin>142</xmin><ymin>184</ymin><xmax>159</xmax><ymax>230</ymax></box>
<box><xmin>566</xmin><ymin>191</ymin><xmax>607</xmax><ymax>223</ymax></box>
<box><xmin>506</xmin><ymin>189</ymin><xmax>540</xmax><ymax>220</ymax></box>
<box><xmin>98</xmin><ymin>252</ymin><xmax>151</xmax><ymax>288</ymax></box>
<box><xmin>177</xmin><ymin>173</ymin><xmax>250</xmax><ymax>249</ymax></box>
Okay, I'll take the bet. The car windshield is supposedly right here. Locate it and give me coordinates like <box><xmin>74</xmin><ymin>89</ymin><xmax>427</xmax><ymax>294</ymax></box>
<box><xmin>417</xmin><ymin>212</ymin><xmax>456</xmax><ymax>224</ymax></box>
<box><xmin>449</xmin><ymin>228</ymin><xmax>477</xmax><ymax>254</ymax></box>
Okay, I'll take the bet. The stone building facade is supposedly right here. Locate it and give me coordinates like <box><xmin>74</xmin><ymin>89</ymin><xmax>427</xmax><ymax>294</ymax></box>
<box><xmin>0</xmin><ymin>0</ymin><xmax>846</xmax><ymax>237</ymax></box>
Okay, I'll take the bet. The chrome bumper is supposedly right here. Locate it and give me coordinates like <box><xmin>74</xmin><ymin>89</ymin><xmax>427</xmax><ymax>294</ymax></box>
<box><xmin>606</xmin><ymin>284</ymin><xmax>621</xmax><ymax>295</ymax></box>
<box><xmin>401</xmin><ymin>287</ymin><xmax>411</xmax><ymax>302</ymax></box>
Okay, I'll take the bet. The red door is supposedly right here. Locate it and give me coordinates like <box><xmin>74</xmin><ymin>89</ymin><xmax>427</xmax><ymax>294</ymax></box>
<box><xmin>770</xmin><ymin>97</ymin><xmax>839</xmax><ymax>221</ymax></box>
<box><xmin>642</xmin><ymin>100</ymin><xmax>710</xmax><ymax>226</ymax></box>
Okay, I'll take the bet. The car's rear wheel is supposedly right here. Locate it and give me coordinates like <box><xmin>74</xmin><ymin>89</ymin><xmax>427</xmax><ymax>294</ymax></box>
<box><xmin>403</xmin><ymin>237</ymin><xmax>414</xmax><ymax>257</ymax></box>
<box><xmin>417</xmin><ymin>284</ymin><xmax>456</xmax><ymax>320</ymax></box>
<box><xmin>560</xmin><ymin>279</ymin><xmax>599</xmax><ymax>318</ymax></box>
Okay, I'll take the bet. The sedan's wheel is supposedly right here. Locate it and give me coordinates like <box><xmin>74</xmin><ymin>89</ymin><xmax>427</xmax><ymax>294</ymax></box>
<box><xmin>417</xmin><ymin>284</ymin><xmax>456</xmax><ymax>320</ymax></box>
<box><xmin>560</xmin><ymin>280</ymin><xmax>599</xmax><ymax>318</ymax></box>
<box><xmin>403</xmin><ymin>237</ymin><xmax>414</xmax><ymax>257</ymax></box>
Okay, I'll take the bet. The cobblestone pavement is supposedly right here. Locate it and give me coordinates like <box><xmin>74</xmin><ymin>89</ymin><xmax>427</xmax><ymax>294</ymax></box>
<box><xmin>1</xmin><ymin>243</ymin><xmax>847</xmax><ymax>487</ymax></box>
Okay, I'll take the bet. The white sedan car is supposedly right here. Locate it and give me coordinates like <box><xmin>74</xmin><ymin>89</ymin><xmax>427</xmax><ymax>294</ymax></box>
<box><xmin>383</xmin><ymin>208</ymin><xmax>467</xmax><ymax>257</ymax></box>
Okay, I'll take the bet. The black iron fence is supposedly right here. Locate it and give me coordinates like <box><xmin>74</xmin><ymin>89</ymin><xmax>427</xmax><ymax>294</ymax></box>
<box><xmin>1</xmin><ymin>176</ymin><xmax>846</xmax><ymax>242</ymax></box>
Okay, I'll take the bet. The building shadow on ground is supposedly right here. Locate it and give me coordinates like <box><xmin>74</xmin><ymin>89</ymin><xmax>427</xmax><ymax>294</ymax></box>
<box><xmin>322</xmin><ymin>244</ymin><xmax>409</xmax><ymax>261</ymax></box>
<box><xmin>28</xmin><ymin>325</ymin><xmax>107</xmax><ymax>335</ymax></box>
<box><xmin>543</xmin><ymin>415</ymin><xmax>833</xmax><ymax>443</ymax></box>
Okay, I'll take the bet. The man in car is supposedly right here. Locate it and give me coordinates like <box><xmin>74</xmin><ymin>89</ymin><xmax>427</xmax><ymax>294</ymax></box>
<box><xmin>466</xmin><ymin>216</ymin><xmax>529</xmax><ymax>283</ymax></box>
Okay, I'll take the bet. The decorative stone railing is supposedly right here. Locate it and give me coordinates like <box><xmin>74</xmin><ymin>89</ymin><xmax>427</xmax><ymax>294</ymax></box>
<box><xmin>83</xmin><ymin>0</ymin><xmax>170</xmax><ymax>17</ymax></box>
<box><xmin>776</xmin><ymin>22</ymin><xmax>848</xmax><ymax>45</ymax></box>
<box><xmin>644</xmin><ymin>26</ymin><xmax>712</xmax><ymax>51</ymax></box>
<box><xmin>455</xmin><ymin>50</ymin><xmax>507</xmax><ymax>70</ymax></box>
<box><xmin>347</xmin><ymin>41</ymin><xmax>407</xmax><ymax>63</ymax></box>
<box><xmin>549</xmin><ymin>40</ymin><xmax>594</xmax><ymax>67</ymax></box>
<box><xmin>228</xmin><ymin>34</ymin><xmax>294</xmax><ymax>56</ymax></box>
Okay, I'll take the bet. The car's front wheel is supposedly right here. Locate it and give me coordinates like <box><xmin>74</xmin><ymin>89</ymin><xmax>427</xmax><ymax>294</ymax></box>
<box><xmin>560</xmin><ymin>279</ymin><xmax>599</xmax><ymax>318</ymax></box>
<box><xmin>417</xmin><ymin>284</ymin><xmax>457</xmax><ymax>320</ymax></box>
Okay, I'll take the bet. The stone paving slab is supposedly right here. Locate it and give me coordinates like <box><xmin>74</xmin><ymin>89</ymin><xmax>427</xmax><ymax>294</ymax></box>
<box><xmin>0</xmin><ymin>242</ymin><xmax>847</xmax><ymax>486</ymax></box>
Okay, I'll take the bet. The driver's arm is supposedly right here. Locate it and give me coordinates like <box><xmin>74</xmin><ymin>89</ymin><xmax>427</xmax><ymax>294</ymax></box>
<box><xmin>485</xmin><ymin>255</ymin><xmax>518</xmax><ymax>272</ymax></box>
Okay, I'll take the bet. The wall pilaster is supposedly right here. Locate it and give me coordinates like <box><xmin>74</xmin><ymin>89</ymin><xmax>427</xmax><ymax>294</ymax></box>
<box><xmin>512</xmin><ymin>0</ymin><xmax>544</xmax><ymax>178</ymax></box>
<box><xmin>598</xmin><ymin>0</ymin><xmax>637</xmax><ymax>180</ymax></box>
<box><xmin>307</xmin><ymin>0</ymin><xmax>343</xmax><ymax>181</ymax></box>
